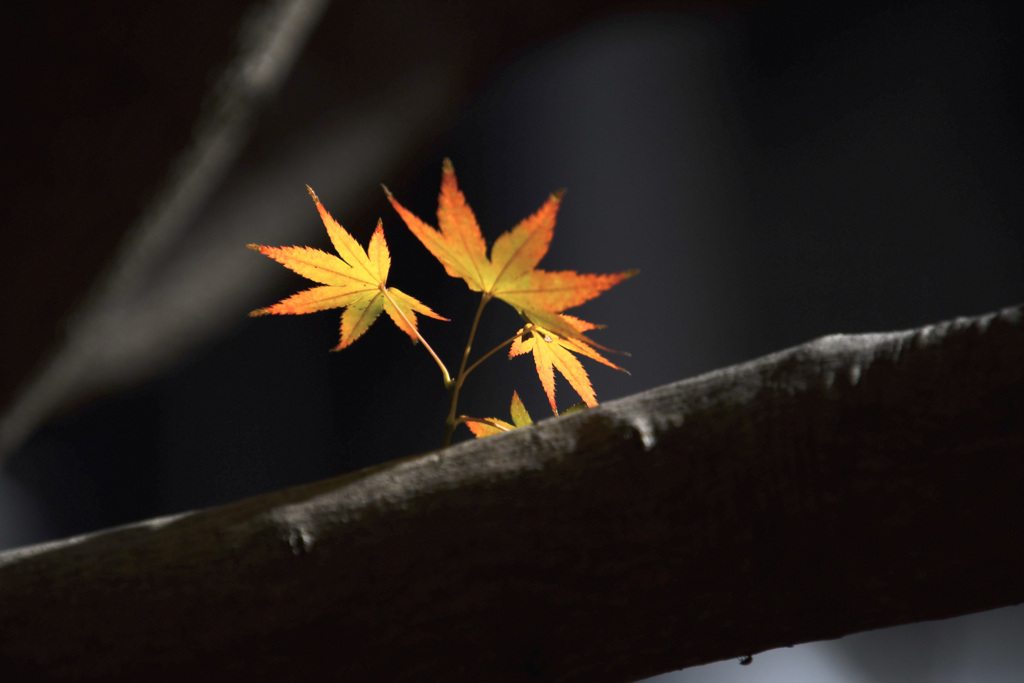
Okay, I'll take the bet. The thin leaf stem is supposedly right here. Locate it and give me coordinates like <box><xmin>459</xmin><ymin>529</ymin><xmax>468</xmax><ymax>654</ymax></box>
<box><xmin>379</xmin><ymin>285</ymin><xmax>451</xmax><ymax>386</ymax></box>
<box><xmin>443</xmin><ymin>293</ymin><xmax>491</xmax><ymax>446</ymax></box>
<box><xmin>462</xmin><ymin>324</ymin><xmax>534</xmax><ymax>380</ymax></box>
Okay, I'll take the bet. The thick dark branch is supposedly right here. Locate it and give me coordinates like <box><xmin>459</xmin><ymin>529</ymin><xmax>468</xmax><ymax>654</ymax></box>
<box><xmin>1</xmin><ymin>305</ymin><xmax>1021</xmax><ymax>681</ymax></box>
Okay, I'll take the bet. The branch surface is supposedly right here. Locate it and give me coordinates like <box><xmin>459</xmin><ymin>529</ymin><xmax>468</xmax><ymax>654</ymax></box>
<box><xmin>1</xmin><ymin>305</ymin><xmax>1022</xmax><ymax>681</ymax></box>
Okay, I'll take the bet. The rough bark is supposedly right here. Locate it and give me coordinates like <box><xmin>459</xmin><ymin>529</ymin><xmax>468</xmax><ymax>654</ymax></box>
<box><xmin>1</xmin><ymin>304</ymin><xmax>1021</xmax><ymax>681</ymax></box>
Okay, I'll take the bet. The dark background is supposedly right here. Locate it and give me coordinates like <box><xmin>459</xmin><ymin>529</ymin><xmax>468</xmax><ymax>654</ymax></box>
<box><xmin>1</xmin><ymin>1</ymin><xmax>1022</xmax><ymax>680</ymax></box>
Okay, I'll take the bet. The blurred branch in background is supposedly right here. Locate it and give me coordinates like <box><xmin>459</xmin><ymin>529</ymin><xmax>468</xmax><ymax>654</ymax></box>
<box><xmin>0</xmin><ymin>0</ymin><xmax>672</xmax><ymax>460</ymax></box>
<box><xmin>2</xmin><ymin>2</ymin><xmax>1022</xmax><ymax>679</ymax></box>
<box><xmin>0</xmin><ymin>0</ymin><xmax>331</xmax><ymax>458</ymax></box>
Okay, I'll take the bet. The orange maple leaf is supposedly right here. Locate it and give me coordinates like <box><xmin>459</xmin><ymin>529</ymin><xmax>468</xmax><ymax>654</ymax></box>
<box><xmin>464</xmin><ymin>391</ymin><xmax>534</xmax><ymax>438</ymax></box>
<box><xmin>385</xmin><ymin>159</ymin><xmax>637</xmax><ymax>343</ymax></box>
<box><xmin>509</xmin><ymin>315</ymin><xmax>624</xmax><ymax>414</ymax></box>
<box><xmin>387</xmin><ymin>160</ymin><xmax>635</xmax><ymax>412</ymax></box>
<box><xmin>248</xmin><ymin>186</ymin><xmax>446</xmax><ymax>351</ymax></box>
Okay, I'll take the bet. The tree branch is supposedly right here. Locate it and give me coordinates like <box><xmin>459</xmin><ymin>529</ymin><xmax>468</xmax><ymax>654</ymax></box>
<box><xmin>1</xmin><ymin>304</ymin><xmax>1021</xmax><ymax>681</ymax></box>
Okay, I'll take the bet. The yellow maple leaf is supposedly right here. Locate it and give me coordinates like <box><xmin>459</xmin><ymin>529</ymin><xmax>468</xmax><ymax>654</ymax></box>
<box><xmin>464</xmin><ymin>391</ymin><xmax>534</xmax><ymax>437</ymax></box>
<box><xmin>248</xmin><ymin>186</ymin><xmax>446</xmax><ymax>351</ymax></box>
<box><xmin>510</xmin><ymin>315</ymin><xmax>624</xmax><ymax>414</ymax></box>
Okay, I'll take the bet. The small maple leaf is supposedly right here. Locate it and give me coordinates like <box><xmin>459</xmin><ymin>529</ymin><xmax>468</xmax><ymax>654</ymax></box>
<box><xmin>248</xmin><ymin>186</ymin><xmax>446</xmax><ymax>351</ymax></box>
<box><xmin>510</xmin><ymin>316</ymin><xmax>625</xmax><ymax>414</ymax></box>
<box><xmin>385</xmin><ymin>158</ymin><xmax>637</xmax><ymax>343</ymax></box>
<box><xmin>465</xmin><ymin>391</ymin><xmax>534</xmax><ymax>438</ymax></box>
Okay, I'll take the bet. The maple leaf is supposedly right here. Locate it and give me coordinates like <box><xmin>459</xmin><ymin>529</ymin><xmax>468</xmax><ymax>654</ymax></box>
<box><xmin>510</xmin><ymin>315</ymin><xmax>625</xmax><ymax>414</ymax></box>
<box><xmin>248</xmin><ymin>186</ymin><xmax>446</xmax><ymax>351</ymax></box>
<box><xmin>465</xmin><ymin>391</ymin><xmax>534</xmax><ymax>438</ymax></box>
<box><xmin>385</xmin><ymin>158</ymin><xmax>637</xmax><ymax>342</ymax></box>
